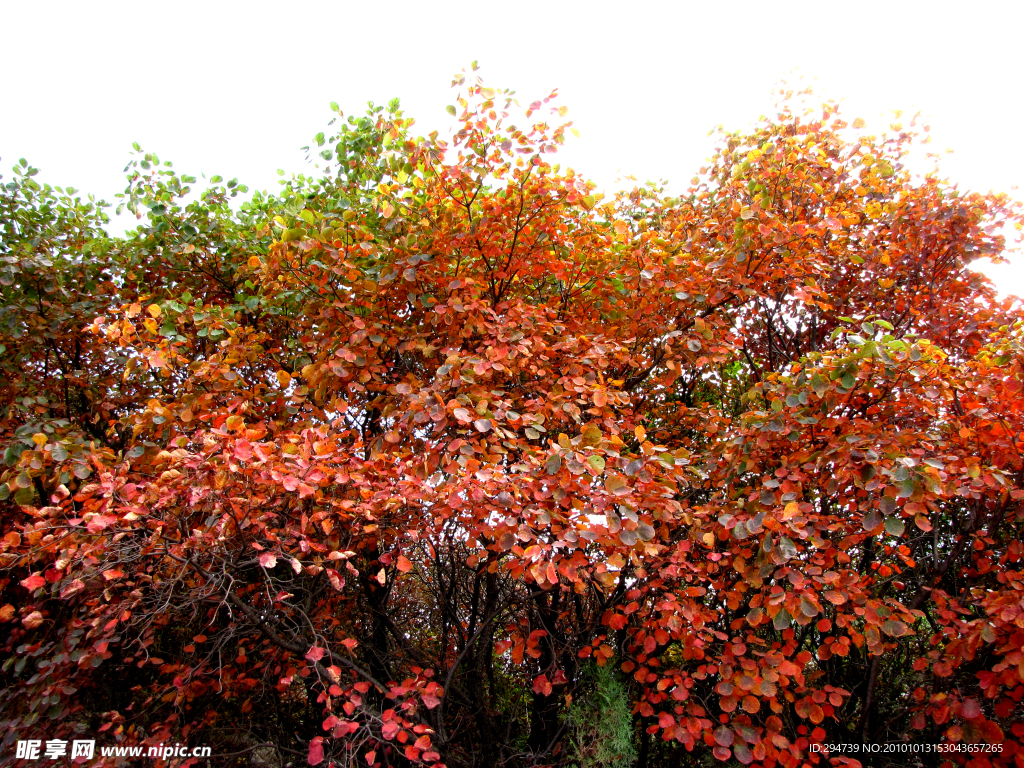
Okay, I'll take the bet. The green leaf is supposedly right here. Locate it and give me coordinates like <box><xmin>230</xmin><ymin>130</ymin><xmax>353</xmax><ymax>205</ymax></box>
<box><xmin>882</xmin><ymin>619</ymin><xmax>909</xmax><ymax>637</ymax></box>
<box><xmin>811</xmin><ymin>373</ymin><xmax>828</xmax><ymax>398</ymax></box>
<box><xmin>545</xmin><ymin>453</ymin><xmax>562</xmax><ymax>475</ymax></box>
<box><xmin>4</xmin><ymin>442</ymin><xmax>29</xmax><ymax>466</ymax></box>
<box><xmin>777</xmin><ymin>537</ymin><xmax>798</xmax><ymax>560</ymax></box>
<box><xmin>884</xmin><ymin>516</ymin><xmax>905</xmax><ymax>536</ymax></box>
<box><xmin>864</xmin><ymin>509</ymin><xmax>882</xmax><ymax>531</ymax></box>
<box><xmin>446</xmin><ymin>105</ymin><xmax>457</xmax><ymax>116</ymax></box>
<box><xmin>773</xmin><ymin>608</ymin><xmax>791</xmax><ymax>630</ymax></box>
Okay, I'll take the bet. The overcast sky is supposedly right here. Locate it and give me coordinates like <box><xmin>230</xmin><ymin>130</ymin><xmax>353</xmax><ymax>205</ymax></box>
<box><xmin>2</xmin><ymin>0</ymin><xmax>1021</xmax><ymax>297</ymax></box>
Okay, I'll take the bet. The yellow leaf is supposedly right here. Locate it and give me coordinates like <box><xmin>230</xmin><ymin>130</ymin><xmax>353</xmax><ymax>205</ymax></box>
<box><xmin>634</xmin><ymin>425</ymin><xmax>646</xmax><ymax>441</ymax></box>
<box><xmin>852</xmin><ymin>117</ymin><xmax>866</xmax><ymax>129</ymax></box>
<box><xmin>276</xmin><ymin>370</ymin><xmax>292</xmax><ymax>388</ymax></box>
<box><xmin>32</xmin><ymin>433</ymin><xmax>48</xmax><ymax>446</ymax></box>
<box><xmin>247</xmin><ymin>256</ymin><xmax>262</xmax><ymax>268</ymax></box>
<box><xmin>147</xmin><ymin>304</ymin><xmax>162</xmax><ymax>318</ymax></box>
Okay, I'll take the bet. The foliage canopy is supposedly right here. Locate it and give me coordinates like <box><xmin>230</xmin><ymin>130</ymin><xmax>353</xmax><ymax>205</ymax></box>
<box><xmin>3</xmin><ymin>73</ymin><xmax>1024</xmax><ymax>768</ymax></box>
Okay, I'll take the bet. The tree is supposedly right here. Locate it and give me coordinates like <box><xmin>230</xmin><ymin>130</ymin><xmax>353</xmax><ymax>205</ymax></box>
<box><xmin>2</xmin><ymin>73</ymin><xmax>1023</xmax><ymax>768</ymax></box>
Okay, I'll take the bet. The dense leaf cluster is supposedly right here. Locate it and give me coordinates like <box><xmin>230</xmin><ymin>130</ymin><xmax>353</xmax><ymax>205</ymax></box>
<box><xmin>3</xmin><ymin>75</ymin><xmax>1024</xmax><ymax>768</ymax></box>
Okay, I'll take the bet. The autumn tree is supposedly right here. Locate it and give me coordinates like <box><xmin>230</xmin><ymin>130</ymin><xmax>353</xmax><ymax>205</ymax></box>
<box><xmin>2</xmin><ymin>73</ymin><xmax>1024</xmax><ymax>768</ymax></box>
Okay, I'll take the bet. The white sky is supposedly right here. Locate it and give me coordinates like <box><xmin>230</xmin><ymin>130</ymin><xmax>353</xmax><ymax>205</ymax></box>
<box><xmin>2</xmin><ymin>0</ymin><xmax>1021</xmax><ymax>298</ymax></box>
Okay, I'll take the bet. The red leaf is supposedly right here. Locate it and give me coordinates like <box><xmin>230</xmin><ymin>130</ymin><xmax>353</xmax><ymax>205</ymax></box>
<box><xmin>532</xmin><ymin>674</ymin><xmax>552</xmax><ymax>696</ymax></box>
<box><xmin>306</xmin><ymin>646</ymin><xmax>325</xmax><ymax>662</ymax></box>
<box><xmin>307</xmin><ymin>737</ymin><xmax>324</xmax><ymax>766</ymax></box>
<box><xmin>20</xmin><ymin>573</ymin><xmax>46</xmax><ymax>590</ymax></box>
<box><xmin>326</xmin><ymin>568</ymin><xmax>345</xmax><ymax>591</ymax></box>
<box><xmin>233</xmin><ymin>439</ymin><xmax>253</xmax><ymax>461</ymax></box>
<box><xmin>795</xmin><ymin>697</ymin><xmax>813</xmax><ymax>719</ymax></box>
<box><xmin>961</xmin><ymin>698</ymin><xmax>982</xmax><ymax>719</ymax></box>
<box><xmin>60</xmin><ymin>579</ymin><xmax>85</xmax><ymax>598</ymax></box>
<box><xmin>259</xmin><ymin>553</ymin><xmax>277</xmax><ymax>569</ymax></box>
<box><xmin>396</xmin><ymin>555</ymin><xmax>413</xmax><ymax>573</ymax></box>
<box><xmin>86</xmin><ymin>514</ymin><xmax>115</xmax><ymax>533</ymax></box>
